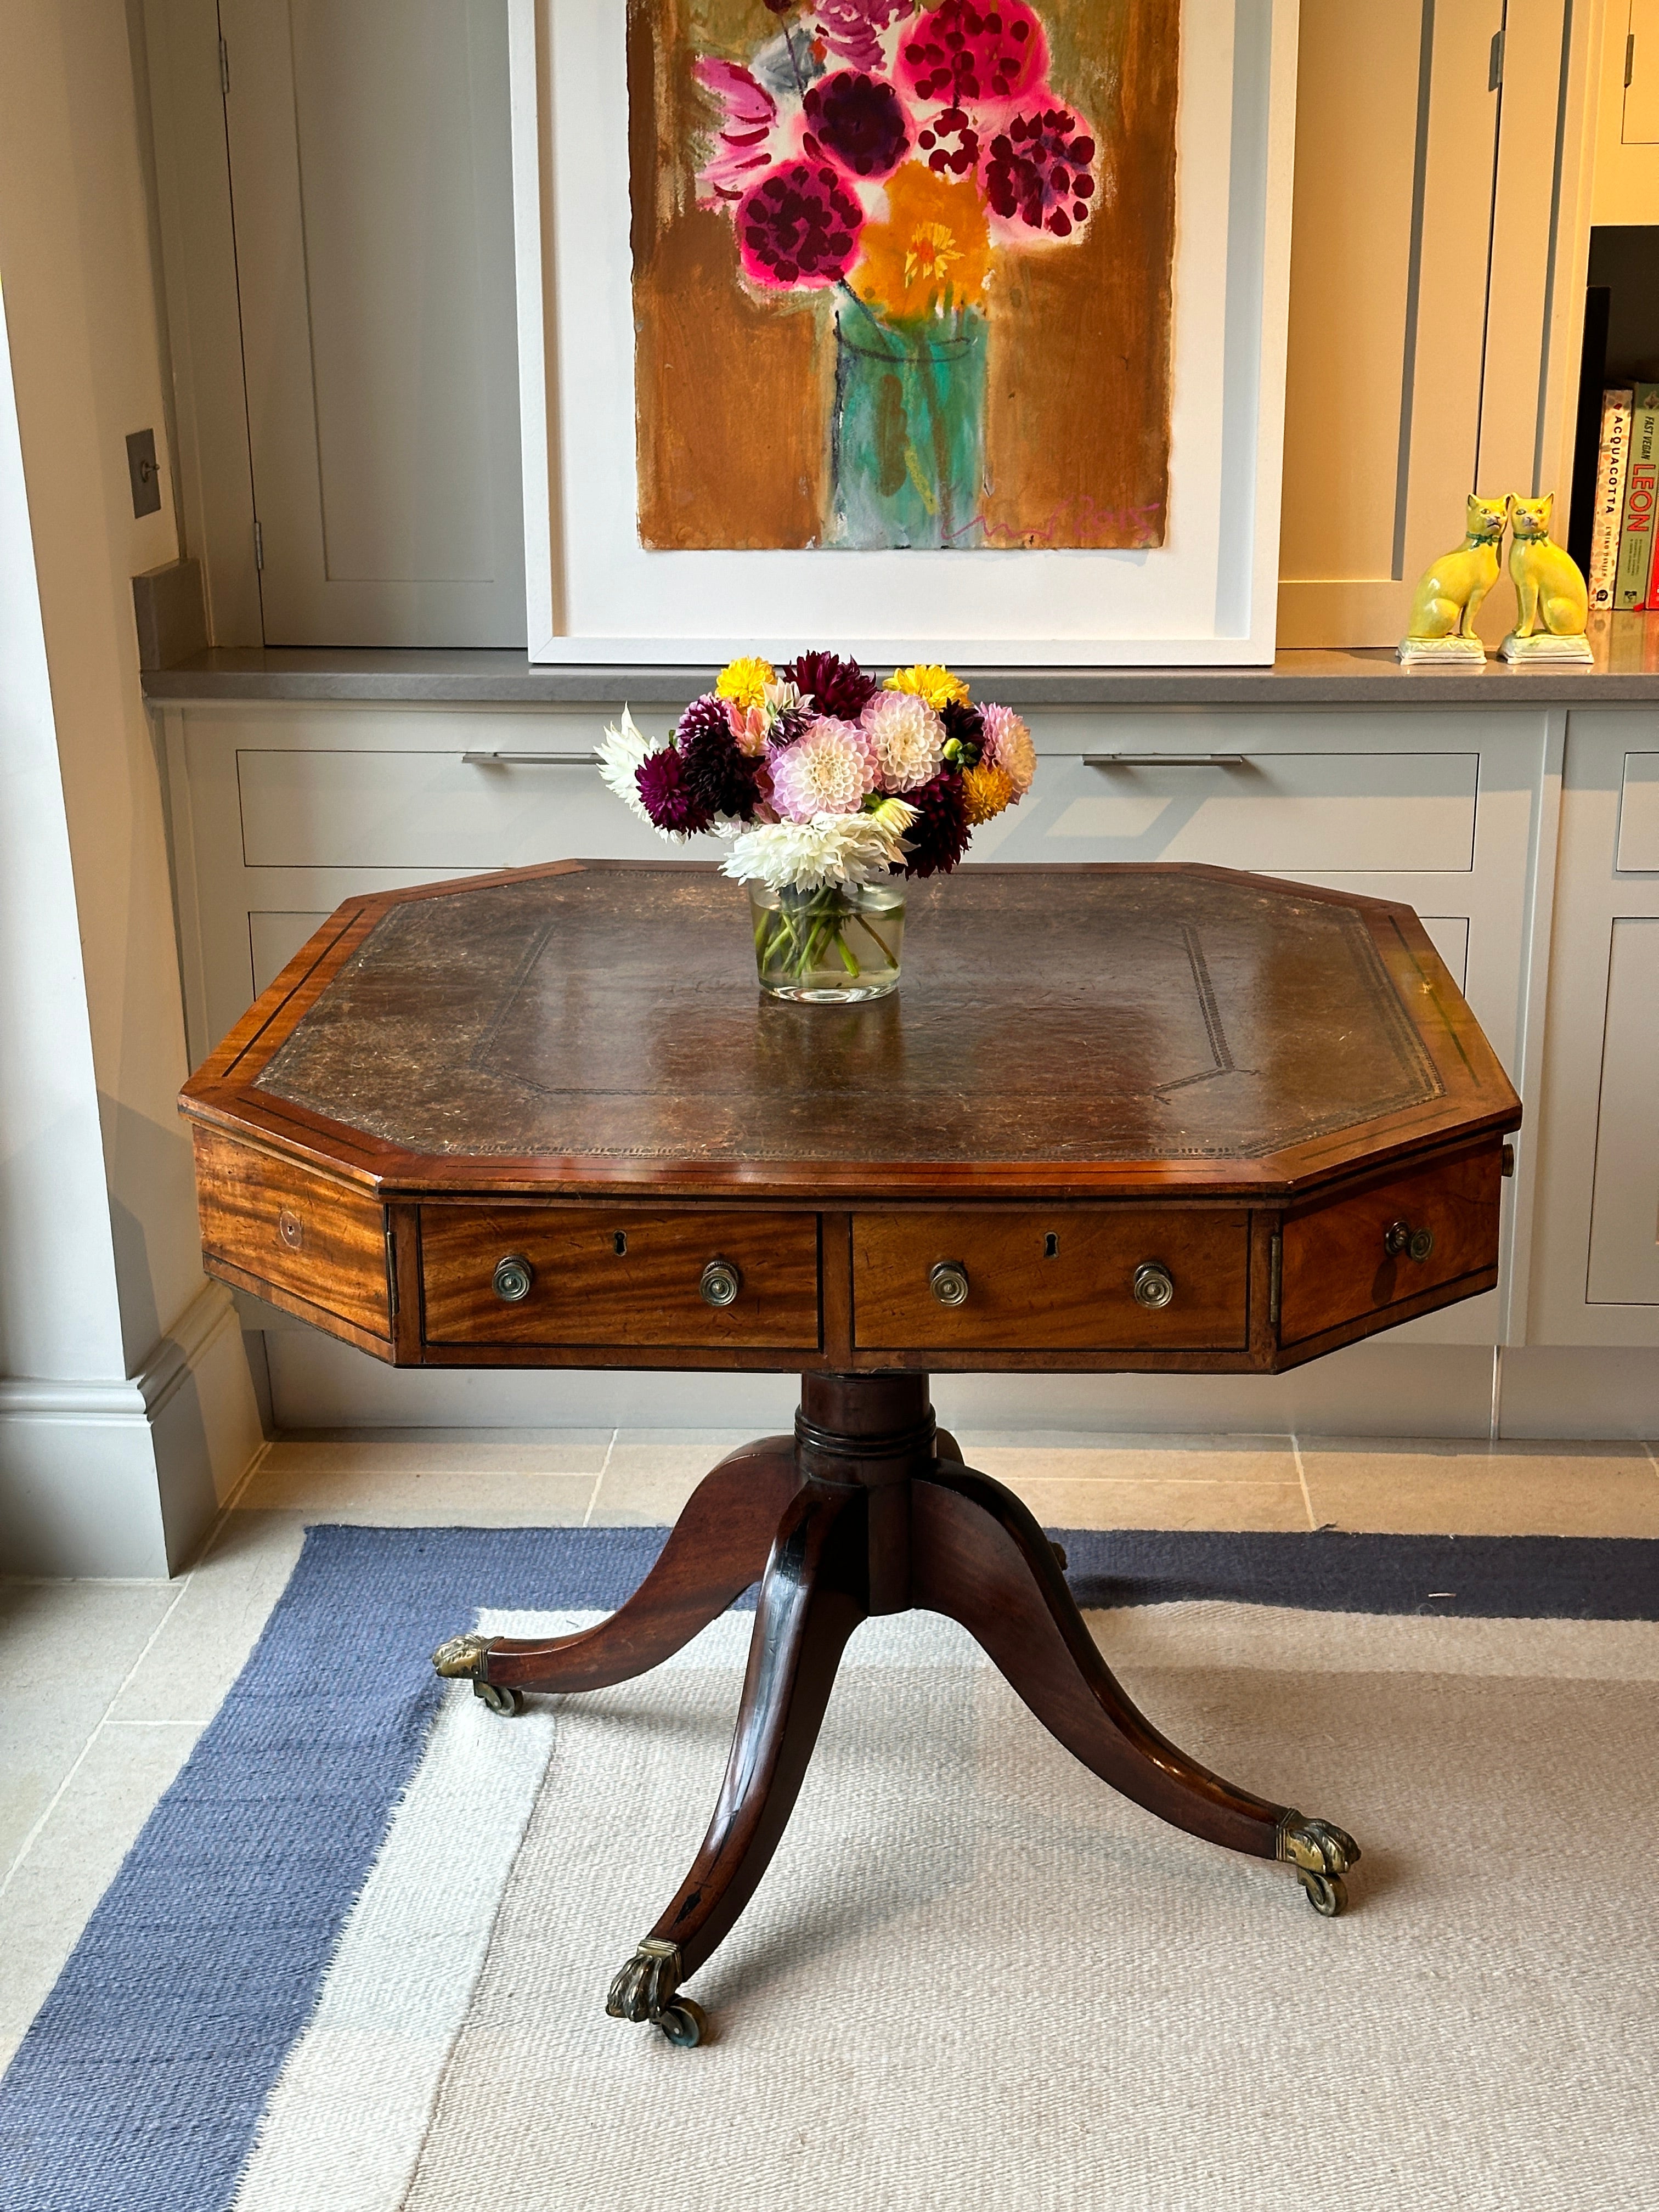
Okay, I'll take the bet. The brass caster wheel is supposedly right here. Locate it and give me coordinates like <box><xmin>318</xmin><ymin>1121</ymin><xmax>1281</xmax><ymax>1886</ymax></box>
<box><xmin>656</xmin><ymin>1998</ymin><xmax>707</xmax><ymax>2049</ymax></box>
<box><xmin>473</xmin><ymin>1679</ymin><xmax>525</xmax><ymax>1717</ymax></box>
<box><xmin>1297</xmin><ymin>1867</ymin><xmax>1347</xmax><ymax>1917</ymax></box>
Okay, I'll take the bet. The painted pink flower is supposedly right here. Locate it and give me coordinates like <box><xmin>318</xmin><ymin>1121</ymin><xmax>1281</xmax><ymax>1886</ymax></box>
<box><xmin>983</xmin><ymin>103</ymin><xmax>1096</xmax><ymax>238</ymax></box>
<box><xmin>803</xmin><ymin>70</ymin><xmax>910</xmax><ymax>180</ymax></box>
<box><xmin>814</xmin><ymin>0</ymin><xmax>913</xmax><ymax>71</ymax></box>
<box><xmin>767</xmin><ymin>716</ymin><xmax>880</xmax><ymax>820</ymax></box>
<box><xmin>735</xmin><ymin>161</ymin><xmax>865</xmax><ymax>289</ymax></box>
<box><xmin>694</xmin><ymin>59</ymin><xmax>780</xmax><ymax>206</ymax></box>
<box><xmin>897</xmin><ymin>2</ymin><xmax>1047</xmax><ymax>109</ymax></box>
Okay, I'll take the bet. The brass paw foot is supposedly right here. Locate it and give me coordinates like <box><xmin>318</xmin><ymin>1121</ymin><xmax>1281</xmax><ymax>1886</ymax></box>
<box><xmin>1277</xmin><ymin>1812</ymin><xmax>1361</xmax><ymax>1917</ymax></box>
<box><xmin>433</xmin><ymin>1633</ymin><xmax>524</xmax><ymax>1716</ymax></box>
<box><xmin>605</xmin><ymin>1938</ymin><xmax>708</xmax><ymax>2047</ymax></box>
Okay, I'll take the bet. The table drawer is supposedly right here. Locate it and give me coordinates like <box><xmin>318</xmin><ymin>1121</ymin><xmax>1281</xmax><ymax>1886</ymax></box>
<box><xmin>1279</xmin><ymin>1146</ymin><xmax>1502</xmax><ymax>1347</ymax></box>
<box><xmin>420</xmin><ymin>1207</ymin><xmax>821</xmax><ymax>1348</ymax></box>
<box><xmin>851</xmin><ymin>1209</ymin><xmax>1250</xmax><ymax>1352</ymax></box>
<box><xmin>193</xmin><ymin>1127</ymin><xmax>391</xmax><ymax>1340</ymax></box>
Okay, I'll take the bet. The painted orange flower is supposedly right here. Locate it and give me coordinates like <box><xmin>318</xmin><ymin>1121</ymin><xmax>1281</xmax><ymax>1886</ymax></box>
<box><xmin>851</xmin><ymin>162</ymin><xmax>991</xmax><ymax>323</ymax></box>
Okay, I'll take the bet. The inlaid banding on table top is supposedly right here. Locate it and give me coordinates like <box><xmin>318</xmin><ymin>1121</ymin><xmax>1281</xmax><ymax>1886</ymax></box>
<box><xmin>249</xmin><ymin>867</ymin><xmax>1444</xmax><ymax>1165</ymax></box>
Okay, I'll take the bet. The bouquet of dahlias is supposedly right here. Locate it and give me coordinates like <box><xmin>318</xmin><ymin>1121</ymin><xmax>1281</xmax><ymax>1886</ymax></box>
<box><xmin>597</xmin><ymin>651</ymin><xmax>1035</xmax><ymax>996</ymax></box>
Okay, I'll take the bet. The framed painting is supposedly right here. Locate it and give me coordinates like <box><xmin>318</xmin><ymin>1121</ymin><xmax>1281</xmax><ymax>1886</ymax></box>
<box><xmin>510</xmin><ymin>0</ymin><xmax>1297</xmax><ymax>663</ymax></box>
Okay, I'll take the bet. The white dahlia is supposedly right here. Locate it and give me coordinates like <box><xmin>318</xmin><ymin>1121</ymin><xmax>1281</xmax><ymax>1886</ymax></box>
<box><xmin>721</xmin><ymin>802</ymin><xmax>916</xmax><ymax>893</ymax></box>
<box><xmin>860</xmin><ymin>689</ymin><xmax>945</xmax><ymax>793</ymax></box>
<box><xmin>595</xmin><ymin>706</ymin><xmax>659</xmax><ymax>833</ymax></box>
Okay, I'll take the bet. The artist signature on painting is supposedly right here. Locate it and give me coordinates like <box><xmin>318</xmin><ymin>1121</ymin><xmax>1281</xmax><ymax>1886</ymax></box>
<box><xmin>945</xmin><ymin>497</ymin><xmax>1165</xmax><ymax>549</ymax></box>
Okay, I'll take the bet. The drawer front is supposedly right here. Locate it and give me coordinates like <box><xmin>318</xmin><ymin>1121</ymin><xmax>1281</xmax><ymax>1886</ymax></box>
<box><xmin>236</xmin><ymin>746</ymin><xmax>716</xmax><ymax>871</ymax></box>
<box><xmin>420</xmin><ymin>1207</ymin><xmax>821</xmax><ymax>1348</ymax></box>
<box><xmin>978</xmin><ymin>749</ymin><xmax>1478</xmax><ymax>873</ymax></box>
<box><xmin>1616</xmin><ymin>752</ymin><xmax>1659</xmax><ymax>871</ymax></box>
<box><xmin>1279</xmin><ymin>1147</ymin><xmax>1502</xmax><ymax>1346</ymax></box>
<box><xmin>194</xmin><ymin>1128</ymin><xmax>391</xmax><ymax>1339</ymax></box>
<box><xmin>852</xmin><ymin>1210</ymin><xmax>1250</xmax><ymax>1351</ymax></box>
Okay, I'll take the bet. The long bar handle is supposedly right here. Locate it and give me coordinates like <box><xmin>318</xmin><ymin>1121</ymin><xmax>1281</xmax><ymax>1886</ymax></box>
<box><xmin>1082</xmin><ymin>752</ymin><xmax>1249</xmax><ymax>768</ymax></box>
<box><xmin>460</xmin><ymin>750</ymin><xmax>594</xmax><ymax>765</ymax></box>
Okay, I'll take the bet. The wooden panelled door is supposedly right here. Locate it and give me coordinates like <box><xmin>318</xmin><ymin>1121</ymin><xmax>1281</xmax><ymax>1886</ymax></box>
<box><xmin>219</xmin><ymin>0</ymin><xmax>526</xmax><ymax>646</ymax></box>
<box><xmin>1278</xmin><ymin>0</ymin><xmax>1575</xmax><ymax>648</ymax></box>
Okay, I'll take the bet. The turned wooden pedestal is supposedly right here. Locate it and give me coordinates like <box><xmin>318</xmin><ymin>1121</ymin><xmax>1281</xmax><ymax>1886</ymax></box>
<box><xmin>180</xmin><ymin>861</ymin><xmax>1520</xmax><ymax>2041</ymax></box>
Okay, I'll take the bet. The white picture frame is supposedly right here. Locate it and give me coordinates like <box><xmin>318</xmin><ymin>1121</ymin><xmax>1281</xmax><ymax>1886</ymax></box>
<box><xmin>509</xmin><ymin>0</ymin><xmax>1299</xmax><ymax>667</ymax></box>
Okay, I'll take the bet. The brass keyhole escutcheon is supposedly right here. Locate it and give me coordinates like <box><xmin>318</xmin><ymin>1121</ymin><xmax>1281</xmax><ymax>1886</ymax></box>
<box><xmin>1384</xmin><ymin>1221</ymin><xmax>1435</xmax><ymax>1264</ymax></box>
<box><xmin>930</xmin><ymin>1260</ymin><xmax>970</xmax><ymax>1307</ymax></box>
<box><xmin>700</xmin><ymin>1257</ymin><xmax>741</xmax><ymax>1308</ymax></box>
<box><xmin>613</xmin><ymin>1231</ymin><xmax>628</xmax><ymax>1256</ymax></box>
<box><xmin>278</xmin><ymin>1209</ymin><xmax>304</xmax><ymax>1252</ymax></box>
<box><xmin>1132</xmin><ymin>1260</ymin><xmax>1175</xmax><ymax>1310</ymax></box>
<box><xmin>493</xmin><ymin>1253</ymin><xmax>534</xmax><ymax>1303</ymax></box>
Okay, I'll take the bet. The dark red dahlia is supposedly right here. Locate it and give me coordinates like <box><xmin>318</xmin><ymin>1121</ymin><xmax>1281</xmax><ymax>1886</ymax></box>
<box><xmin>803</xmin><ymin>70</ymin><xmax>910</xmax><ymax>180</ymax></box>
<box><xmin>636</xmin><ymin>747</ymin><xmax>715</xmax><ymax>836</ymax></box>
<box><xmin>939</xmin><ymin>698</ymin><xmax>984</xmax><ymax>767</ymax></box>
<box><xmin>735</xmin><ymin>161</ymin><xmax>864</xmax><ymax>289</ymax></box>
<box><xmin>899</xmin><ymin>769</ymin><xmax>970</xmax><ymax>877</ymax></box>
<box><xmin>984</xmin><ymin>108</ymin><xmax>1097</xmax><ymax>237</ymax></box>
<box><xmin>675</xmin><ymin>698</ymin><xmax>762</xmax><ymax>819</ymax></box>
<box><xmin>898</xmin><ymin>2</ymin><xmax>1047</xmax><ymax>108</ymax></box>
<box><xmin>781</xmin><ymin>650</ymin><xmax>879</xmax><ymax>719</ymax></box>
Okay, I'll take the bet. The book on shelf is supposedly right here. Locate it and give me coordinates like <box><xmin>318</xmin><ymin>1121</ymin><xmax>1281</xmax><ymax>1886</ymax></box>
<box><xmin>1589</xmin><ymin>388</ymin><xmax>1632</xmax><ymax>610</ymax></box>
<box><xmin>1615</xmin><ymin>382</ymin><xmax>1659</xmax><ymax>611</ymax></box>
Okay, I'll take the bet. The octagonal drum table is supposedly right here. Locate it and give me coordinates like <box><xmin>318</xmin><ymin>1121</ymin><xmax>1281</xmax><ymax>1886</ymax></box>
<box><xmin>180</xmin><ymin>861</ymin><xmax>1521</xmax><ymax>2045</ymax></box>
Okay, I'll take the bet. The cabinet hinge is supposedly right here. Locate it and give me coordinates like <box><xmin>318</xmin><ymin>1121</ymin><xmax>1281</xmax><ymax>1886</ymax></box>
<box><xmin>253</xmin><ymin>517</ymin><xmax>264</xmax><ymax>570</ymax></box>
<box><xmin>218</xmin><ymin>34</ymin><xmax>229</xmax><ymax>97</ymax></box>
<box><xmin>385</xmin><ymin>1227</ymin><xmax>399</xmax><ymax>1321</ymax></box>
<box><xmin>1268</xmin><ymin>1232</ymin><xmax>1283</xmax><ymax>1329</ymax></box>
<box><xmin>1488</xmin><ymin>29</ymin><xmax>1503</xmax><ymax>91</ymax></box>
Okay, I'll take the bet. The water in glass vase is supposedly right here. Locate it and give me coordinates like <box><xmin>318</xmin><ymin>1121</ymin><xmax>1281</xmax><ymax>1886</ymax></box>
<box><xmin>749</xmin><ymin>883</ymin><xmax>905</xmax><ymax>1002</ymax></box>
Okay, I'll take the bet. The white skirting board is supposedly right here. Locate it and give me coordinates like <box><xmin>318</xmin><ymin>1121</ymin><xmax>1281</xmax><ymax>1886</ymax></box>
<box><xmin>259</xmin><ymin>1328</ymin><xmax>1659</xmax><ymax>1443</ymax></box>
<box><xmin>0</xmin><ymin>1282</ymin><xmax>265</xmax><ymax>1576</ymax></box>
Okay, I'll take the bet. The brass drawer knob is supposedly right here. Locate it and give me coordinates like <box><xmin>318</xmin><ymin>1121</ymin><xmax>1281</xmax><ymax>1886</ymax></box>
<box><xmin>492</xmin><ymin>1253</ymin><xmax>534</xmax><ymax>1303</ymax></box>
<box><xmin>700</xmin><ymin>1257</ymin><xmax>742</xmax><ymax>1307</ymax></box>
<box><xmin>1383</xmin><ymin>1221</ymin><xmax>1434</xmax><ymax>1263</ymax></box>
<box><xmin>930</xmin><ymin>1260</ymin><xmax>970</xmax><ymax>1307</ymax></box>
<box><xmin>1133</xmin><ymin>1261</ymin><xmax>1176</xmax><ymax>1310</ymax></box>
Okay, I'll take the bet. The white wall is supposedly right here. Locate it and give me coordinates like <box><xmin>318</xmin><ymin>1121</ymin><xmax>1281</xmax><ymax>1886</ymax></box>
<box><xmin>0</xmin><ymin>0</ymin><xmax>262</xmax><ymax>1574</ymax></box>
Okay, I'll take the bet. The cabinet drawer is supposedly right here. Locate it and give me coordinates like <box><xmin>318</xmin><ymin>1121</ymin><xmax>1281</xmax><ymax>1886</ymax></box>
<box><xmin>982</xmin><ymin>751</ymin><xmax>1477</xmax><ymax>873</ymax></box>
<box><xmin>420</xmin><ymin>1207</ymin><xmax>821</xmax><ymax>1348</ymax></box>
<box><xmin>236</xmin><ymin>747</ymin><xmax>709</xmax><ymax>871</ymax></box>
<box><xmin>851</xmin><ymin>1209</ymin><xmax>1250</xmax><ymax>1351</ymax></box>
<box><xmin>1279</xmin><ymin>1146</ymin><xmax>1502</xmax><ymax>1346</ymax></box>
<box><xmin>194</xmin><ymin>1127</ymin><xmax>391</xmax><ymax>1340</ymax></box>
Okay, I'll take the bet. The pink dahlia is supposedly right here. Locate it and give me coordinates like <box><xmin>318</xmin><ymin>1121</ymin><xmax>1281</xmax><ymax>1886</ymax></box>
<box><xmin>735</xmin><ymin>161</ymin><xmax>865</xmax><ymax>290</ymax></box>
<box><xmin>861</xmin><ymin>689</ymin><xmax>945</xmax><ymax>793</ymax></box>
<box><xmin>898</xmin><ymin>2</ymin><xmax>1047</xmax><ymax>109</ymax></box>
<box><xmin>803</xmin><ymin>70</ymin><xmax>910</xmax><ymax>180</ymax></box>
<box><xmin>979</xmin><ymin>702</ymin><xmax>1035</xmax><ymax>794</ymax></box>
<box><xmin>984</xmin><ymin>104</ymin><xmax>1097</xmax><ymax>238</ymax></box>
<box><xmin>768</xmin><ymin>716</ymin><xmax>881</xmax><ymax>821</ymax></box>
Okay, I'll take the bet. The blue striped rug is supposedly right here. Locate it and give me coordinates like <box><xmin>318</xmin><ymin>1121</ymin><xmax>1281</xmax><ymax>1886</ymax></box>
<box><xmin>2</xmin><ymin>1525</ymin><xmax>1654</xmax><ymax>2212</ymax></box>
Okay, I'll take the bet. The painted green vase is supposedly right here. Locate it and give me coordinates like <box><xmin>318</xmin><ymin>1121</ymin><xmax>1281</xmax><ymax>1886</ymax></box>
<box><xmin>831</xmin><ymin>298</ymin><xmax>987</xmax><ymax>550</ymax></box>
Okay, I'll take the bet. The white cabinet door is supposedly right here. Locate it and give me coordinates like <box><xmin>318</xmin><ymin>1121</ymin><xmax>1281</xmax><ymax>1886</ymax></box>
<box><xmin>221</xmin><ymin>0</ymin><xmax>524</xmax><ymax>645</ymax></box>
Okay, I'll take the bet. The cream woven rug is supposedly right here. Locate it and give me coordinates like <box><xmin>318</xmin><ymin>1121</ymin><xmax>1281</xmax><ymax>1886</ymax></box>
<box><xmin>233</xmin><ymin>1602</ymin><xmax>1658</xmax><ymax>2212</ymax></box>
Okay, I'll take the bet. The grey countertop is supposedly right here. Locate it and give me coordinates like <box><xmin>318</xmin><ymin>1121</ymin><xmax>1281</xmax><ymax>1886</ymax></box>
<box><xmin>140</xmin><ymin>629</ymin><xmax>1659</xmax><ymax>708</ymax></box>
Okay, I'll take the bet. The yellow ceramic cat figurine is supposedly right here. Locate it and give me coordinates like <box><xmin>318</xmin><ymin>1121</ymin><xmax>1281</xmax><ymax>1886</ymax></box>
<box><xmin>1398</xmin><ymin>495</ymin><xmax>1509</xmax><ymax>664</ymax></box>
<box><xmin>1500</xmin><ymin>492</ymin><xmax>1593</xmax><ymax>663</ymax></box>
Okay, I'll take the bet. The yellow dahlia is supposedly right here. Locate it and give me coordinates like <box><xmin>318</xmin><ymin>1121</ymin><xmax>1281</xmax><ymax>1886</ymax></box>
<box><xmin>885</xmin><ymin>662</ymin><xmax>969</xmax><ymax>712</ymax></box>
<box><xmin>961</xmin><ymin>761</ymin><xmax>1016</xmax><ymax>825</ymax></box>
<box><xmin>715</xmin><ymin>656</ymin><xmax>778</xmax><ymax>710</ymax></box>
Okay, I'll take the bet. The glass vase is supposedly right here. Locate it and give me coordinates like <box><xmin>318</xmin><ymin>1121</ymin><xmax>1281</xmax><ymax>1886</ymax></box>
<box><xmin>831</xmin><ymin>298</ymin><xmax>987</xmax><ymax>550</ymax></box>
<box><xmin>748</xmin><ymin>882</ymin><xmax>906</xmax><ymax>1002</ymax></box>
